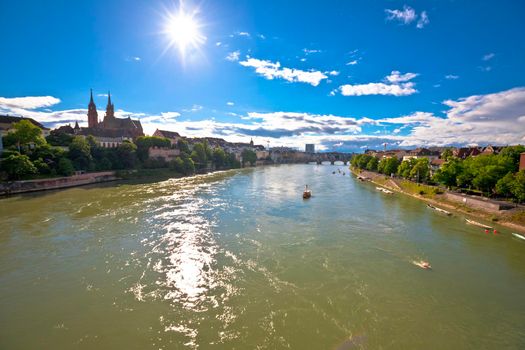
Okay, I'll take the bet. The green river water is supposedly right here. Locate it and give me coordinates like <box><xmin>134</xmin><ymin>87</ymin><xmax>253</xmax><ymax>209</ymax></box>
<box><xmin>1</xmin><ymin>164</ymin><xmax>525</xmax><ymax>349</ymax></box>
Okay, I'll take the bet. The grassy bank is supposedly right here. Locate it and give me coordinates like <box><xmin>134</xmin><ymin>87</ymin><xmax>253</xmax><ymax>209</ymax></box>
<box><xmin>351</xmin><ymin>167</ymin><xmax>525</xmax><ymax>233</ymax></box>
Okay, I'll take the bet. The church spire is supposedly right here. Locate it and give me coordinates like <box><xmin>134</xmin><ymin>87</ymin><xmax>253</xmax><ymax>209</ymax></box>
<box><xmin>87</xmin><ymin>88</ymin><xmax>98</xmax><ymax>128</ymax></box>
<box><xmin>105</xmin><ymin>91</ymin><xmax>115</xmax><ymax>120</ymax></box>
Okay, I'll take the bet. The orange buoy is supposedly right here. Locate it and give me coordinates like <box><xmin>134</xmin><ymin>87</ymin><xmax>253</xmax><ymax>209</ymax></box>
<box><xmin>493</xmin><ymin>229</ymin><xmax>497</xmax><ymax>234</ymax></box>
<box><xmin>485</xmin><ymin>229</ymin><xmax>489</xmax><ymax>234</ymax></box>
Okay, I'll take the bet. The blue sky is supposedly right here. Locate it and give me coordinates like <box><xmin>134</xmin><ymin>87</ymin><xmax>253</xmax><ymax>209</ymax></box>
<box><xmin>1</xmin><ymin>0</ymin><xmax>524</xmax><ymax>152</ymax></box>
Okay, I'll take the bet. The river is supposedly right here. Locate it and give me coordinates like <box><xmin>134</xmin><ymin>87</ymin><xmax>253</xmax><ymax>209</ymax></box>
<box><xmin>1</xmin><ymin>164</ymin><xmax>525</xmax><ymax>349</ymax></box>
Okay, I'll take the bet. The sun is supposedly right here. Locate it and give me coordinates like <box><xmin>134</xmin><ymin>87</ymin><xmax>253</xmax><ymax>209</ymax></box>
<box><xmin>164</xmin><ymin>8</ymin><xmax>205</xmax><ymax>58</ymax></box>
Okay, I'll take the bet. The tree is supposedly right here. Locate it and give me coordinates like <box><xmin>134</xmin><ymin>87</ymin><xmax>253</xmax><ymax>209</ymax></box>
<box><xmin>397</xmin><ymin>159</ymin><xmax>414</xmax><ymax>179</ymax></box>
<box><xmin>441</xmin><ymin>148</ymin><xmax>453</xmax><ymax>161</ymax></box>
<box><xmin>511</xmin><ymin>170</ymin><xmax>525</xmax><ymax>203</ymax></box>
<box><xmin>3</xmin><ymin>120</ymin><xmax>45</xmax><ymax>152</ymax></box>
<box><xmin>46</xmin><ymin>131</ymin><xmax>74</xmax><ymax>147</ymax></box>
<box><xmin>496</xmin><ymin>172</ymin><xmax>515</xmax><ymax>198</ymax></box>
<box><xmin>183</xmin><ymin>156</ymin><xmax>195</xmax><ymax>175</ymax></box>
<box><xmin>57</xmin><ymin>157</ymin><xmax>74</xmax><ymax>176</ymax></box>
<box><xmin>116</xmin><ymin>141</ymin><xmax>137</xmax><ymax>169</ymax></box>
<box><xmin>191</xmin><ymin>143</ymin><xmax>208</xmax><ymax>168</ymax></box>
<box><xmin>366</xmin><ymin>157</ymin><xmax>378</xmax><ymax>171</ymax></box>
<box><xmin>433</xmin><ymin>158</ymin><xmax>463</xmax><ymax>187</ymax></box>
<box><xmin>409</xmin><ymin>158</ymin><xmax>430</xmax><ymax>183</ymax></box>
<box><xmin>177</xmin><ymin>139</ymin><xmax>190</xmax><ymax>155</ymax></box>
<box><xmin>68</xmin><ymin>136</ymin><xmax>92</xmax><ymax>170</ymax></box>
<box><xmin>0</xmin><ymin>153</ymin><xmax>37</xmax><ymax>180</ymax></box>
<box><xmin>213</xmin><ymin>147</ymin><xmax>227</xmax><ymax>168</ymax></box>
<box><xmin>169</xmin><ymin>157</ymin><xmax>185</xmax><ymax>174</ymax></box>
<box><xmin>378</xmin><ymin>157</ymin><xmax>399</xmax><ymax>176</ymax></box>
<box><xmin>241</xmin><ymin>149</ymin><xmax>257</xmax><ymax>166</ymax></box>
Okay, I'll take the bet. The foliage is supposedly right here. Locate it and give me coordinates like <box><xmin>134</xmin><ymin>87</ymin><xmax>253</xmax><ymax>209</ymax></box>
<box><xmin>57</xmin><ymin>157</ymin><xmax>74</xmax><ymax>176</ymax></box>
<box><xmin>0</xmin><ymin>153</ymin><xmax>37</xmax><ymax>180</ymax></box>
<box><xmin>68</xmin><ymin>136</ymin><xmax>92</xmax><ymax>170</ymax></box>
<box><xmin>378</xmin><ymin>157</ymin><xmax>399</xmax><ymax>176</ymax></box>
<box><xmin>241</xmin><ymin>149</ymin><xmax>257</xmax><ymax>166</ymax></box>
<box><xmin>46</xmin><ymin>131</ymin><xmax>74</xmax><ymax>146</ymax></box>
<box><xmin>135</xmin><ymin>136</ymin><xmax>171</xmax><ymax>162</ymax></box>
<box><xmin>3</xmin><ymin>120</ymin><xmax>46</xmax><ymax>152</ymax></box>
<box><xmin>512</xmin><ymin>170</ymin><xmax>525</xmax><ymax>203</ymax></box>
<box><xmin>409</xmin><ymin>158</ymin><xmax>430</xmax><ymax>183</ymax></box>
<box><xmin>115</xmin><ymin>141</ymin><xmax>138</xmax><ymax>169</ymax></box>
<box><xmin>213</xmin><ymin>147</ymin><xmax>227</xmax><ymax>168</ymax></box>
<box><xmin>365</xmin><ymin>157</ymin><xmax>378</xmax><ymax>171</ymax></box>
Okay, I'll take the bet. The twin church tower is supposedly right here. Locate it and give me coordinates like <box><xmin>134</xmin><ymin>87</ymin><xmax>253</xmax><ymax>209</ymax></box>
<box><xmin>85</xmin><ymin>89</ymin><xmax>143</xmax><ymax>138</ymax></box>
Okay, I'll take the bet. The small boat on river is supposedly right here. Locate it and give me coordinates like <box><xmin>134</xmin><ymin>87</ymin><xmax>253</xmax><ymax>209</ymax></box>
<box><xmin>303</xmin><ymin>185</ymin><xmax>312</xmax><ymax>199</ymax></box>
<box><xmin>427</xmin><ymin>204</ymin><xmax>451</xmax><ymax>216</ymax></box>
<box><xmin>412</xmin><ymin>260</ymin><xmax>431</xmax><ymax>269</ymax></box>
<box><xmin>376</xmin><ymin>187</ymin><xmax>393</xmax><ymax>195</ymax></box>
<box><xmin>465</xmin><ymin>218</ymin><xmax>493</xmax><ymax>229</ymax></box>
<box><xmin>512</xmin><ymin>233</ymin><xmax>525</xmax><ymax>241</ymax></box>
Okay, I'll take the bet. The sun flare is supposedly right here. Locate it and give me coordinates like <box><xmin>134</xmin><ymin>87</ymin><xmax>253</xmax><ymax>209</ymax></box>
<box><xmin>164</xmin><ymin>9</ymin><xmax>205</xmax><ymax>57</ymax></box>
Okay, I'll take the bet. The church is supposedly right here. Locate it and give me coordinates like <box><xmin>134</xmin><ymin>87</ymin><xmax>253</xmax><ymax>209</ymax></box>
<box><xmin>56</xmin><ymin>90</ymin><xmax>144</xmax><ymax>148</ymax></box>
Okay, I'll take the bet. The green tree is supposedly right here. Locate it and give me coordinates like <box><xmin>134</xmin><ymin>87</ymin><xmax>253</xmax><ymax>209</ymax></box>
<box><xmin>177</xmin><ymin>139</ymin><xmax>190</xmax><ymax>155</ymax></box>
<box><xmin>169</xmin><ymin>157</ymin><xmax>185</xmax><ymax>174</ymax></box>
<box><xmin>46</xmin><ymin>131</ymin><xmax>74</xmax><ymax>147</ymax></box>
<box><xmin>57</xmin><ymin>157</ymin><xmax>74</xmax><ymax>176</ymax></box>
<box><xmin>433</xmin><ymin>158</ymin><xmax>463</xmax><ymax>187</ymax></box>
<box><xmin>241</xmin><ymin>149</ymin><xmax>257</xmax><ymax>166</ymax></box>
<box><xmin>116</xmin><ymin>141</ymin><xmax>137</xmax><ymax>169</ymax></box>
<box><xmin>397</xmin><ymin>159</ymin><xmax>414</xmax><ymax>178</ymax></box>
<box><xmin>3</xmin><ymin>120</ymin><xmax>45</xmax><ymax>152</ymax></box>
<box><xmin>68</xmin><ymin>136</ymin><xmax>92</xmax><ymax>170</ymax></box>
<box><xmin>213</xmin><ymin>147</ymin><xmax>227</xmax><ymax>168</ymax></box>
<box><xmin>496</xmin><ymin>172</ymin><xmax>515</xmax><ymax>198</ymax></box>
<box><xmin>511</xmin><ymin>170</ymin><xmax>525</xmax><ymax>203</ymax></box>
<box><xmin>0</xmin><ymin>153</ymin><xmax>37</xmax><ymax>180</ymax></box>
<box><xmin>365</xmin><ymin>157</ymin><xmax>378</xmax><ymax>171</ymax></box>
<box><xmin>191</xmin><ymin>143</ymin><xmax>208</xmax><ymax>168</ymax></box>
<box><xmin>409</xmin><ymin>158</ymin><xmax>430</xmax><ymax>183</ymax></box>
<box><xmin>183</xmin><ymin>156</ymin><xmax>195</xmax><ymax>175</ymax></box>
<box><xmin>441</xmin><ymin>148</ymin><xmax>453</xmax><ymax>161</ymax></box>
<box><xmin>378</xmin><ymin>157</ymin><xmax>399</xmax><ymax>176</ymax></box>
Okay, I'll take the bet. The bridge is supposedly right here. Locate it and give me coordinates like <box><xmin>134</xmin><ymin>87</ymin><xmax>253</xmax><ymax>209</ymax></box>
<box><xmin>269</xmin><ymin>150</ymin><xmax>353</xmax><ymax>165</ymax></box>
<box><xmin>306</xmin><ymin>152</ymin><xmax>353</xmax><ymax>165</ymax></box>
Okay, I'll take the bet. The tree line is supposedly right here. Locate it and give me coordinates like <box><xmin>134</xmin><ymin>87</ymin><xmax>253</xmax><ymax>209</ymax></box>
<box><xmin>351</xmin><ymin>146</ymin><xmax>525</xmax><ymax>202</ymax></box>
<box><xmin>0</xmin><ymin>120</ymin><xmax>254</xmax><ymax>181</ymax></box>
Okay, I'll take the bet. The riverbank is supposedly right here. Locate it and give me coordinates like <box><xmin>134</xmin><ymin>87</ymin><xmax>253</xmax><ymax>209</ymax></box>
<box><xmin>351</xmin><ymin>167</ymin><xmax>525</xmax><ymax>233</ymax></box>
<box><xmin>0</xmin><ymin>171</ymin><xmax>119</xmax><ymax>196</ymax></box>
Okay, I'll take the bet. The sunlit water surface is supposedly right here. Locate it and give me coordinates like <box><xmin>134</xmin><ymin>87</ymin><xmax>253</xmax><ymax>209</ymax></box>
<box><xmin>1</xmin><ymin>165</ymin><xmax>525</xmax><ymax>349</ymax></box>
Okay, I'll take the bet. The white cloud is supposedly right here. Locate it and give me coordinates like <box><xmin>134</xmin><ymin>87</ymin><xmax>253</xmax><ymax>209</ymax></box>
<box><xmin>182</xmin><ymin>104</ymin><xmax>203</xmax><ymax>112</ymax></box>
<box><xmin>385</xmin><ymin>5</ymin><xmax>417</xmax><ymax>24</ymax></box>
<box><xmin>346</xmin><ymin>60</ymin><xmax>358</xmax><ymax>66</ymax></box>
<box><xmin>340</xmin><ymin>83</ymin><xmax>417</xmax><ymax>96</ymax></box>
<box><xmin>339</xmin><ymin>70</ymin><xmax>418</xmax><ymax>96</ymax></box>
<box><xmin>416</xmin><ymin>11</ymin><xmax>429</xmax><ymax>29</ymax></box>
<box><xmin>236</xmin><ymin>31</ymin><xmax>250</xmax><ymax>37</ymax></box>
<box><xmin>0</xmin><ymin>96</ymin><xmax>61</xmax><ymax>109</ymax></box>
<box><xmin>303</xmin><ymin>48</ymin><xmax>322</xmax><ymax>54</ymax></box>
<box><xmin>239</xmin><ymin>58</ymin><xmax>329</xmax><ymax>86</ymax></box>
<box><xmin>445</xmin><ymin>74</ymin><xmax>459</xmax><ymax>80</ymax></box>
<box><xmin>226</xmin><ymin>101</ymin><xmax>234</xmax><ymax>106</ymax></box>
<box><xmin>216</xmin><ymin>42</ymin><xmax>222</xmax><ymax>46</ymax></box>
<box><xmin>483</xmin><ymin>53</ymin><xmax>495</xmax><ymax>61</ymax></box>
<box><xmin>385</xmin><ymin>70</ymin><xmax>418</xmax><ymax>83</ymax></box>
<box><xmin>226</xmin><ymin>50</ymin><xmax>240</xmax><ymax>61</ymax></box>
<box><xmin>328</xmin><ymin>70</ymin><xmax>339</xmax><ymax>76</ymax></box>
<box><xmin>399</xmin><ymin>87</ymin><xmax>525</xmax><ymax>146</ymax></box>
<box><xmin>386</xmin><ymin>6</ymin><xmax>429</xmax><ymax>29</ymax></box>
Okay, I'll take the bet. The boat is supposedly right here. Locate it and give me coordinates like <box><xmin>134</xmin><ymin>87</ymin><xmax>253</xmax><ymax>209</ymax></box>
<box><xmin>465</xmin><ymin>218</ymin><xmax>493</xmax><ymax>229</ymax></box>
<box><xmin>512</xmin><ymin>233</ymin><xmax>525</xmax><ymax>241</ymax></box>
<box><xmin>376</xmin><ymin>187</ymin><xmax>393</xmax><ymax>195</ymax></box>
<box><xmin>427</xmin><ymin>204</ymin><xmax>451</xmax><ymax>216</ymax></box>
<box><xmin>303</xmin><ymin>185</ymin><xmax>312</xmax><ymax>199</ymax></box>
<box><xmin>412</xmin><ymin>260</ymin><xmax>431</xmax><ymax>269</ymax></box>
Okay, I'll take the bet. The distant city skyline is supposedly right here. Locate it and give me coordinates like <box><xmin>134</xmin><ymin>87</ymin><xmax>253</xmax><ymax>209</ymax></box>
<box><xmin>1</xmin><ymin>0</ymin><xmax>524</xmax><ymax>152</ymax></box>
